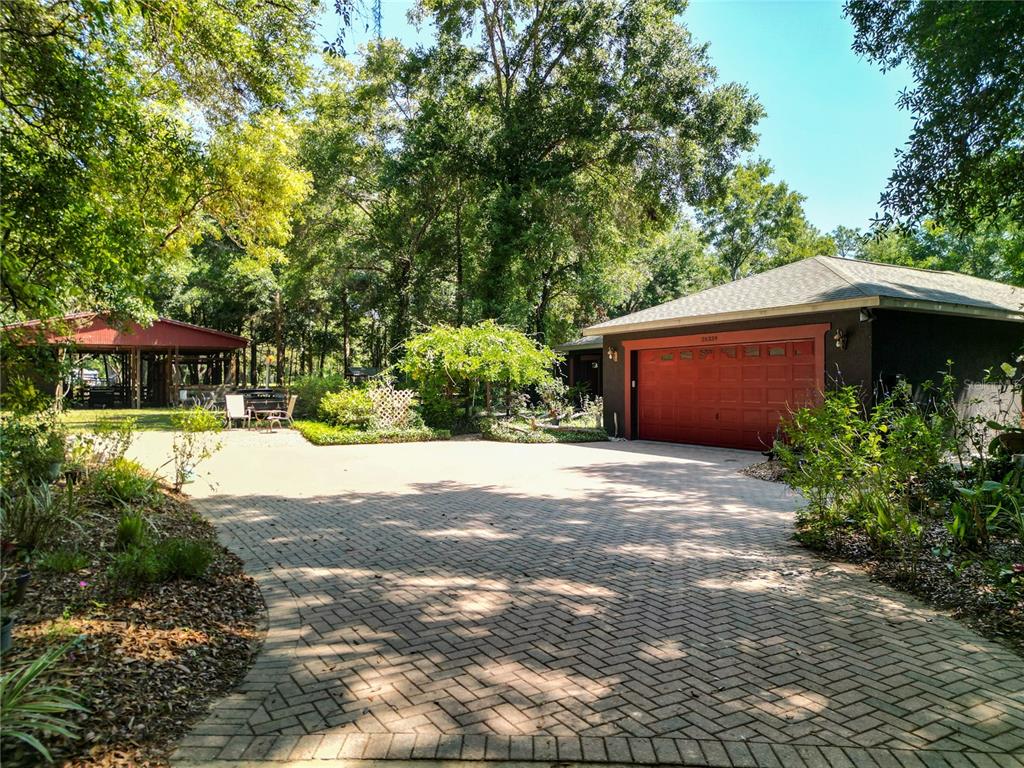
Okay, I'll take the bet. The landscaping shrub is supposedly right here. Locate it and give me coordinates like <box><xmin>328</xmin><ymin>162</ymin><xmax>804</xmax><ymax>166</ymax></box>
<box><xmin>776</xmin><ymin>381</ymin><xmax>955</xmax><ymax>556</ymax></box>
<box><xmin>778</xmin><ymin>369</ymin><xmax>1024</xmax><ymax>636</ymax></box>
<box><xmin>153</xmin><ymin>538</ymin><xmax>214</xmax><ymax>579</ymax></box>
<box><xmin>949</xmin><ymin>474</ymin><xmax>1024</xmax><ymax>551</ymax></box>
<box><xmin>401</xmin><ymin>321</ymin><xmax>558</xmax><ymax>428</ymax></box>
<box><xmin>88</xmin><ymin>458</ymin><xmax>156</xmax><ymax>505</ymax></box>
<box><xmin>107</xmin><ymin>547</ymin><xmax>162</xmax><ymax>588</ymax></box>
<box><xmin>0</xmin><ymin>640</ymin><xmax>87</xmax><ymax>762</ymax></box>
<box><xmin>114</xmin><ymin>511</ymin><xmax>148</xmax><ymax>551</ymax></box>
<box><xmin>0</xmin><ymin>412</ymin><xmax>66</xmax><ymax>487</ymax></box>
<box><xmin>77</xmin><ymin>416</ymin><xmax>136</xmax><ymax>467</ymax></box>
<box><xmin>536</xmin><ymin>379</ymin><xmax>570</xmax><ymax>420</ymax></box>
<box><xmin>294</xmin><ymin>421</ymin><xmax>449</xmax><ymax>446</ymax></box>
<box><xmin>418</xmin><ymin>395</ymin><xmax>475</xmax><ymax>432</ymax></box>
<box><xmin>480</xmin><ymin>419</ymin><xmax>608</xmax><ymax>444</ymax></box>
<box><xmin>318</xmin><ymin>388</ymin><xmax>375</xmax><ymax>428</ymax></box>
<box><xmin>35</xmin><ymin>550</ymin><xmax>89</xmax><ymax>574</ymax></box>
<box><xmin>289</xmin><ymin>373</ymin><xmax>346</xmax><ymax>419</ymax></box>
<box><xmin>0</xmin><ymin>482</ymin><xmax>70</xmax><ymax>552</ymax></box>
<box><xmin>170</xmin><ymin>407</ymin><xmax>223</xmax><ymax>492</ymax></box>
<box><xmin>108</xmin><ymin>537</ymin><xmax>214</xmax><ymax>587</ymax></box>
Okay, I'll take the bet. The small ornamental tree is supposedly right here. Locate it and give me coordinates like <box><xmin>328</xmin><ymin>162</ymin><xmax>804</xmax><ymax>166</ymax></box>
<box><xmin>401</xmin><ymin>321</ymin><xmax>558</xmax><ymax>427</ymax></box>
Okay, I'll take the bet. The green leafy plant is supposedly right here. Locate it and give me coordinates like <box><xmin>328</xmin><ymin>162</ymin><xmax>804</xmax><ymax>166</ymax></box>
<box><xmin>0</xmin><ymin>640</ymin><xmax>87</xmax><ymax>761</ymax></box>
<box><xmin>778</xmin><ymin>377</ymin><xmax>960</xmax><ymax>565</ymax></box>
<box><xmin>87</xmin><ymin>458</ymin><xmax>155</xmax><ymax>505</ymax></box>
<box><xmin>114</xmin><ymin>512</ymin><xmax>148</xmax><ymax>551</ymax></box>
<box><xmin>288</xmin><ymin>373</ymin><xmax>347</xmax><ymax>419</ymax></box>
<box><xmin>294</xmin><ymin>421</ymin><xmax>450</xmax><ymax>446</ymax></box>
<box><xmin>776</xmin><ymin>387</ymin><xmax>869</xmax><ymax>546</ymax></box>
<box><xmin>169</xmin><ymin>407</ymin><xmax>223</xmax><ymax>492</ymax></box>
<box><xmin>480</xmin><ymin>419</ymin><xmax>608</xmax><ymax>444</ymax></box>
<box><xmin>83</xmin><ymin>417</ymin><xmax>137</xmax><ymax>466</ymax></box>
<box><xmin>401</xmin><ymin>321</ymin><xmax>559</xmax><ymax>428</ymax></box>
<box><xmin>34</xmin><ymin>550</ymin><xmax>89</xmax><ymax>574</ymax></box>
<box><xmin>949</xmin><ymin>473</ymin><xmax>1024</xmax><ymax>550</ymax></box>
<box><xmin>107</xmin><ymin>547</ymin><xmax>162</xmax><ymax>589</ymax></box>
<box><xmin>0</xmin><ymin>412</ymin><xmax>66</xmax><ymax>488</ymax></box>
<box><xmin>153</xmin><ymin>538</ymin><xmax>214</xmax><ymax>580</ymax></box>
<box><xmin>536</xmin><ymin>379</ymin><xmax>570</xmax><ymax>421</ymax></box>
<box><xmin>318</xmin><ymin>388</ymin><xmax>375</xmax><ymax>429</ymax></box>
<box><xmin>0</xmin><ymin>482</ymin><xmax>70</xmax><ymax>552</ymax></box>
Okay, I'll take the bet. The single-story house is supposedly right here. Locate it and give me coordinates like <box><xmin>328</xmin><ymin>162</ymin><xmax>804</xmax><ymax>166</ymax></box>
<box><xmin>582</xmin><ymin>256</ymin><xmax>1022</xmax><ymax>450</ymax></box>
<box><xmin>554</xmin><ymin>335</ymin><xmax>604</xmax><ymax>398</ymax></box>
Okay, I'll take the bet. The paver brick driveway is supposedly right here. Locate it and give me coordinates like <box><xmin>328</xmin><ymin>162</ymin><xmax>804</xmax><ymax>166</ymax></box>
<box><xmin>129</xmin><ymin>433</ymin><xmax>1024</xmax><ymax>767</ymax></box>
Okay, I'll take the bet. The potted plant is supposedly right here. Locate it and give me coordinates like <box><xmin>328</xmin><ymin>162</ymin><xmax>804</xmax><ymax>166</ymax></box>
<box><xmin>0</xmin><ymin>560</ymin><xmax>31</xmax><ymax>653</ymax></box>
<box><xmin>1</xmin><ymin>568</ymin><xmax>16</xmax><ymax>652</ymax></box>
<box><xmin>1</xmin><ymin>606</ymin><xmax>13</xmax><ymax>653</ymax></box>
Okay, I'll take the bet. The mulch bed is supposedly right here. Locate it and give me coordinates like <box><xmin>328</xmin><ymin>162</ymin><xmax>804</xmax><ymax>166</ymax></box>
<box><xmin>1</xmin><ymin>493</ymin><xmax>264</xmax><ymax>767</ymax></box>
<box><xmin>740</xmin><ymin>458</ymin><xmax>788</xmax><ymax>482</ymax></box>
<box><xmin>801</xmin><ymin>523</ymin><xmax>1024</xmax><ymax>656</ymax></box>
<box><xmin>741</xmin><ymin>462</ymin><xmax>1023</xmax><ymax>655</ymax></box>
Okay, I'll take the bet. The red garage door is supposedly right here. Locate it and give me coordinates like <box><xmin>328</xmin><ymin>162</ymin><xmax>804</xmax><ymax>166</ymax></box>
<box><xmin>636</xmin><ymin>335</ymin><xmax>822</xmax><ymax>450</ymax></box>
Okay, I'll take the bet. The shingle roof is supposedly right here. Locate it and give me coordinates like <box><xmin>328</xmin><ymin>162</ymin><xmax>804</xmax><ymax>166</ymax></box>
<box><xmin>584</xmin><ymin>257</ymin><xmax>1023</xmax><ymax>335</ymax></box>
<box><xmin>554</xmin><ymin>335</ymin><xmax>603</xmax><ymax>352</ymax></box>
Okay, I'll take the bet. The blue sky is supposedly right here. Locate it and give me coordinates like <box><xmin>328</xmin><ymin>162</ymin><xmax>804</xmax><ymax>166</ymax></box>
<box><xmin>317</xmin><ymin>0</ymin><xmax>915</xmax><ymax>234</ymax></box>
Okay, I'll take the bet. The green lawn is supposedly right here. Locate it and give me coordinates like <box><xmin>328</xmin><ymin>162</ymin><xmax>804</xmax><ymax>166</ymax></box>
<box><xmin>61</xmin><ymin>408</ymin><xmax>179</xmax><ymax>431</ymax></box>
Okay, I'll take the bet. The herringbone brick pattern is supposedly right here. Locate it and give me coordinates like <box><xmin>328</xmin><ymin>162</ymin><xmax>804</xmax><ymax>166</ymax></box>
<box><xmin>127</xmin><ymin>433</ymin><xmax>1024</xmax><ymax>766</ymax></box>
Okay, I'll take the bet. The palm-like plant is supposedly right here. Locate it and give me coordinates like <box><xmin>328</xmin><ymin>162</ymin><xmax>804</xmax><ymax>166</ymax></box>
<box><xmin>1</xmin><ymin>640</ymin><xmax>87</xmax><ymax>761</ymax></box>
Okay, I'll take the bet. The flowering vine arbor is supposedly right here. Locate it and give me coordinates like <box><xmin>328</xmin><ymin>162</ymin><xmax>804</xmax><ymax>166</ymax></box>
<box><xmin>8</xmin><ymin>313</ymin><xmax>248</xmax><ymax>408</ymax></box>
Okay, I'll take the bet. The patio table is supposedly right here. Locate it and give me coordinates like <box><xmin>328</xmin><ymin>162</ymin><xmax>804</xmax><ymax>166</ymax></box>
<box><xmin>249</xmin><ymin>406</ymin><xmax>284</xmax><ymax>431</ymax></box>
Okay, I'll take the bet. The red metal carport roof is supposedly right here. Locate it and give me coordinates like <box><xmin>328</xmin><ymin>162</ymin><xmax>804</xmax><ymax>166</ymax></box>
<box><xmin>6</xmin><ymin>312</ymin><xmax>247</xmax><ymax>351</ymax></box>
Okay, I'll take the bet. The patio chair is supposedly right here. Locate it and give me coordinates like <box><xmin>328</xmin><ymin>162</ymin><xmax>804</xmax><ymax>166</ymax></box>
<box><xmin>224</xmin><ymin>394</ymin><xmax>251</xmax><ymax>429</ymax></box>
<box><xmin>261</xmin><ymin>394</ymin><xmax>298</xmax><ymax>431</ymax></box>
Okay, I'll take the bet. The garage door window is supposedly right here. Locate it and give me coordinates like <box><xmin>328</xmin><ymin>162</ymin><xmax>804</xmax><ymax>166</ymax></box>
<box><xmin>744</xmin><ymin>346</ymin><xmax>760</xmax><ymax>357</ymax></box>
<box><xmin>768</xmin><ymin>345</ymin><xmax>786</xmax><ymax>356</ymax></box>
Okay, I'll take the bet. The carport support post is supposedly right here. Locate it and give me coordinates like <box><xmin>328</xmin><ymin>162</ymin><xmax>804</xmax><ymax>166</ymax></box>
<box><xmin>131</xmin><ymin>347</ymin><xmax>141</xmax><ymax>409</ymax></box>
<box><xmin>54</xmin><ymin>347</ymin><xmax>65</xmax><ymax>411</ymax></box>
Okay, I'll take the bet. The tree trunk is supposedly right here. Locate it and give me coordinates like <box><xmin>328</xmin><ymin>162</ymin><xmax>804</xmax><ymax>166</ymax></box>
<box><xmin>533</xmin><ymin>266</ymin><xmax>554</xmax><ymax>341</ymax></box>
<box><xmin>342</xmin><ymin>283</ymin><xmax>351</xmax><ymax>375</ymax></box>
<box><xmin>274</xmin><ymin>290</ymin><xmax>285</xmax><ymax>384</ymax></box>
<box><xmin>249</xmin><ymin>339</ymin><xmax>257</xmax><ymax>386</ymax></box>
<box><xmin>389</xmin><ymin>258</ymin><xmax>413</xmax><ymax>364</ymax></box>
<box><xmin>455</xmin><ymin>182</ymin><xmax>464</xmax><ymax>326</ymax></box>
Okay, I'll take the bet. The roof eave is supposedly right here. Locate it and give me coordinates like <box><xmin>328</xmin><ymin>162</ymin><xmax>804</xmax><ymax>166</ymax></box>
<box><xmin>554</xmin><ymin>342</ymin><xmax>603</xmax><ymax>352</ymax></box>
<box><xmin>582</xmin><ymin>297</ymin><xmax>881</xmax><ymax>336</ymax></box>
<box><xmin>874</xmin><ymin>297</ymin><xmax>1024</xmax><ymax>323</ymax></box>
<box><xmin>583</xmin><ymin>295</ymin><xmax>1024</xmax><ymax>337</ymax></box>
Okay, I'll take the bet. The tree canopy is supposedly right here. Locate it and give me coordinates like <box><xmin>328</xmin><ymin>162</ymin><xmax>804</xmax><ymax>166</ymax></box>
<box><xmin>4</xmin><ymin>0</ymin><xmax>1018</xmax><ymax>400</ymax></box>
<box><xmin>0</xmin><ymin>0</ymin><xmax>315</xmax><ymax>323</ymax></box>
<box><xmin>697</xmin><ymin>160</ymin><xmax>834</xmax><ymax>282</ymax></box>
<box><xmin>845</xmin><ymin>0</ymin><xmax>1024</xmax><ymax>231</ymax></box>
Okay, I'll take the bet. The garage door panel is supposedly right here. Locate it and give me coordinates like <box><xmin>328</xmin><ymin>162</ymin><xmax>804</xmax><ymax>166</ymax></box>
<box><xmin>743</xmin><ymin>387</ymin><xmax>765</xmax><ymax>405</ymax></box>
<box><xmin>742</xmin><ymin>365</ymin><xmax>766</xmax><ymax>382</ymax></box>
<box><xmin>792</xmin><ymin>363</ymin><xmax>816</xmax><ymax>381</ymax></box>
<box><xmin>719</xmin><ymin>386</ymin><xmax>740</xmax><ymax>403</ymax></box>
<box><xmin>638</xmin><ymin>333</ymin><xmax>823</xmax><ymax>449</ymax></box>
